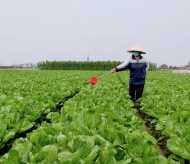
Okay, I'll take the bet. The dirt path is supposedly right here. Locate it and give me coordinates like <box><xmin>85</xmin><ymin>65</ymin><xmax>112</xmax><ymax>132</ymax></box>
<box><xmin>134</xmin><ymin>110</ymin><xmax>171</xmax><ymax>157</ymax></box>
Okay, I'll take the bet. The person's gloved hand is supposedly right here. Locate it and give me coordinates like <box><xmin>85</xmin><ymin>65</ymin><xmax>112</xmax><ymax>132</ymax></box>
<box><xmin>111</xmin><ymin>68</ymin><xmax>116</xmax><ymax>73</ymax></box>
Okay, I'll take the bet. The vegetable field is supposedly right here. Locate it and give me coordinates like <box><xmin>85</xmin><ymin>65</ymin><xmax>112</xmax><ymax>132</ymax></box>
<box><xmin>0</xmin><ymin>70</ymin><xmax>190</xmax><ymax>164</ymax></box>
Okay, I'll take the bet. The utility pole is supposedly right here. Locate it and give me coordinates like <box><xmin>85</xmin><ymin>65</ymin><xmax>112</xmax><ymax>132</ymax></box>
<box><xmin>87</xmin><ymin>54</ymin><xmax>89</xmax><ymax>62</ymax></box>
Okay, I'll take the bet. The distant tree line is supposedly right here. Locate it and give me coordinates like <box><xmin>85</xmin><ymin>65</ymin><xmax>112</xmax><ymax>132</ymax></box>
<box><xmin>159</xmin><ymin>62</ymin><xmax>190</xmax><ymax>69</ymax></box>
<box><xmin>0</xmin><ymin>66</ymin><xmax>14</xmax><ymax>69</ymax></box>
<box><xmin>159</xmin><ymin>64</ymin><xmax>178</xmax><ymax>69</ymax></box>
<box><xmin>148</xmin><ymin>62</ymin><xmax>157</xmax><ymax>71</ymax></box>
<box><xmin>37</xmin><ymin>61</ymin><xmax>158</xmax><ymax>71</ymax></box>
<box><xmin>37</xmin><ymin>61</ymin><xmax>122</xmax><ymax>70</ymax></box>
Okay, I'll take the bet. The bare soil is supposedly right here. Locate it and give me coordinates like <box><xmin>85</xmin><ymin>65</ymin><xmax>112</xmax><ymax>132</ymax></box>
<box><xmin>172</xmin><ymin>70</ymin><xmax>190</xmax><ymax>74</ymax></box>
<box><xmin>134</xmin><ymin>110</ymin><xmax>172</xmax><ymax>157</ymax></box>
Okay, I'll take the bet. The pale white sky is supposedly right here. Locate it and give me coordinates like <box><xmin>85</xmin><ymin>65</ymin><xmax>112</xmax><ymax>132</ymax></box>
<box><xmin>0</xmin><ymin>0</ymin><xmax>190</xmax><ymax>67</ymax></box>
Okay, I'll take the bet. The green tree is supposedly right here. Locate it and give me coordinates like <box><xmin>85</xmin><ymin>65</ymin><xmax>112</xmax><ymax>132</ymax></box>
<box><xmin>148</xmin><ymin>62</ymin><xmax>157</xmax><ymax>71</ymax></box>
<box><xmin>159</xmin><ymin>64</ymin><xmax>168</xmax><ymax>69</ymax></box>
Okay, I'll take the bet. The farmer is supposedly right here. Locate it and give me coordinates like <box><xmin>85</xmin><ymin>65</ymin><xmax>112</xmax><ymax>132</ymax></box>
<box><xmin>111</xmin><ymin>44</ymin><xmax>149</xmax><ymax>107</ymax></box>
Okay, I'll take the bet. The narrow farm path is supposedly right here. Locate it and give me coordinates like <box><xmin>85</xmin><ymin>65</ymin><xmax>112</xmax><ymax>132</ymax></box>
<box><xmin>134</xmin><ymin>109</ymin><xmax>172</xmax><ymax>157</ymax></box>
<box><xmin>115</xmin><ymin>75</ymin><xmax>172</xmax><ymax>157</ymax></box>
<box><xmin>115</xmin><ymin>74</ymin><xmax>172</xmax><ymax>157</ymax></box>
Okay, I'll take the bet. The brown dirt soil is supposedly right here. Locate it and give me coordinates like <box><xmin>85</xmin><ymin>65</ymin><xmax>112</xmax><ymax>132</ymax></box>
<box><xmin>134</xmin><ymin>110</ymin><xmax>172</xmax><ymax>157</ymax></box>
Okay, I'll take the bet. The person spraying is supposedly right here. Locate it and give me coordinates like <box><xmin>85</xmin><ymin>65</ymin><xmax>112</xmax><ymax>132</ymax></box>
<box><xmin>111</xmin><ymin>44</ymin><xmax>149</xmax><ymax>108</ymax></box>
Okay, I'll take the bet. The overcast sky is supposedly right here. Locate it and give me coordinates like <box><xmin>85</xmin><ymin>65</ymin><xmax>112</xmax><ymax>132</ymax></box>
<box><xmin>0</xmin><ymin>0</ymin><xmax>190</xmax><ymax>67</ymax></box>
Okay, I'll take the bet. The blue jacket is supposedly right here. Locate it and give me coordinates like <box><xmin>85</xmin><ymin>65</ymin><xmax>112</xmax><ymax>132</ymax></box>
<box><xmin>116</xmin><ymin>55</ymin><xmax>149</xmax><ymax>84</ymax></box>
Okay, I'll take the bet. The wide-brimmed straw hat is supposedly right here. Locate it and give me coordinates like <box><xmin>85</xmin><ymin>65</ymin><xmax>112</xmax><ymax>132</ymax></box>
<box><xmin>127</xmin><ymin>44</ymin><xmax>146</xmax><ymax>54</ymax></box>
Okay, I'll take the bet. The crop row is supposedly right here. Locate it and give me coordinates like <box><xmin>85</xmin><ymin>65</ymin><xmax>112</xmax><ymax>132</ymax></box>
<box><xmin>0</xmin><ymin>70</ymin><xmax>85</xmax><ymax>151</ymax></box>
<box><xmin>0</xmin><ymin>70</ymin><xmax>188</xmax><ymax>163</ymax></box>
<box><xmin>140</xmin><ymin>71</ymin><xmax>190</xmax><ymax>162</ymax></box>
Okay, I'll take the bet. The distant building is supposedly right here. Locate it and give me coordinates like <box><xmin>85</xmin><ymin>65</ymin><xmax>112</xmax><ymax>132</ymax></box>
<box><xmin>17</xmin><ymin>63</ymin><xmax>37</xmax><ymax>68</ymax></box>
<box><xmin>0</xmin><ymin>62</ymin><xmax>37</xmax><ymax>69</ymax></box>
